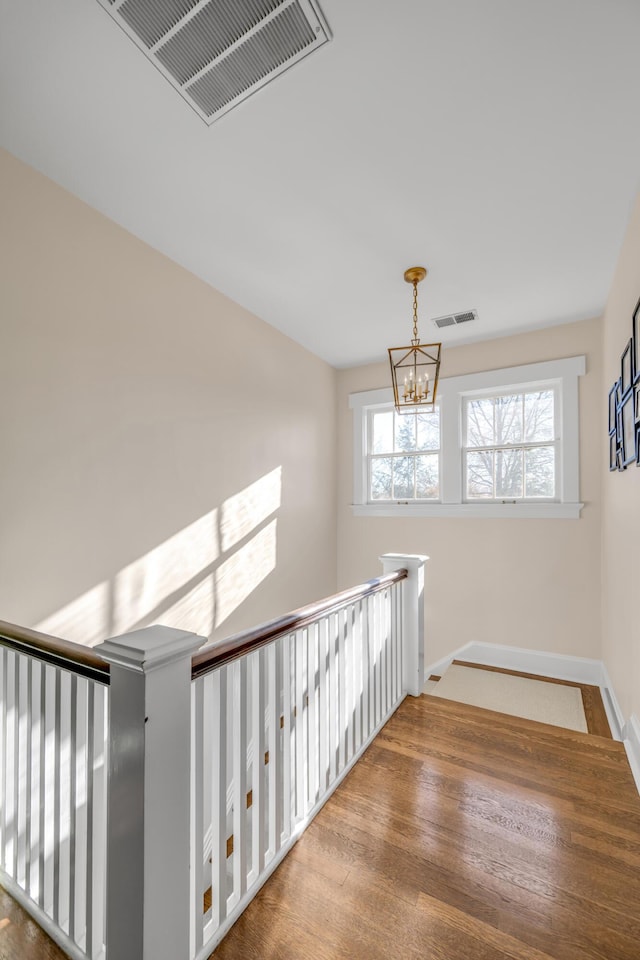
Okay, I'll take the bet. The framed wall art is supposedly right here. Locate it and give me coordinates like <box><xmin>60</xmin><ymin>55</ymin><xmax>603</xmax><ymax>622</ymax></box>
<box><xmin>609</xmin><ymin>380</ymin><xmax>620</xmax><ymax>435</ymax></box>
<box><xmin>610</xmin><ymin>432</ymin><xmax>619</xmax><ymax>471</ymax></box>
<box><xmin>636</xmin><ymin>382</ymin><xmax>640</xmax><ymax>465</ymax></box>
<box><xmin>633</xmin><ymin>297</ymin><xmax>640</xmax><ymax>385</ymax></box>
<box><xmin>619</xmin><ymin>390</ymin><xmax>636</xmax><ymax>468</ymax></box>
<box><xmin>621</xmin><ymin>338</ymin><xmax>633</xmax><ymax>397</ymax></box>
<box><xmin>607</xmin><ymin>293</ymin><xmax>640</xmax><ymax>471</ymax></box>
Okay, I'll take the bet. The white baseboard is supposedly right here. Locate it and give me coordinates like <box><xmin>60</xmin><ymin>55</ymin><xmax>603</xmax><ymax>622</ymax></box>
<box><xmin>455</xmin><ymin>641</ymin><xmax>604</xmax><ymax>685</ymax></box>
<box><xmin>424</xmin><ymin>642</ymin><xmax>475</xmax><ymax>679</ymax></box>
<box><xmin>599</xmin><ymin>662</ymin><xmax>625</xmax><ymax>742</ymax></box>
<box><xmin>623</xmin><ymin>714</ymin><xmax>640</xmax><ymax>794</ymax></box>
<box><xmin>425</xmin><ymin>641</ymin><xmax>624</xmax><ymax>741</ymax></box>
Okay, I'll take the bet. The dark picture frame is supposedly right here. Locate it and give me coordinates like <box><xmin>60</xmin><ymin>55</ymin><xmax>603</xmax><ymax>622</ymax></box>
<box><xmin>634</xmin><ymin>297</ymin><xmax>640</xmax><ymax>385</ymax></box>
<box><xmin>621</xmin><ymin>338</ymin><xmax>633</xmax><ymax>397</ymax></box>
<box><xmin>636</xmin><ymin>383</ymin><xmax>640</xmax><ymax>467</ymax></box>
<box><xmin>608</xmin><ymin>381</ymin><xmax>620</xmax><ymax>435</ymax></box>
<box><xmin>607</xmin><ymin>292</ymin><xmax>640</xmax><ymax>472</ymax></box>
<box><xmin>619</xmin><ymin>390</ymin><xmax>636</xmax><ymax>468</ymax></box>
<box><xmin>610</xmin><ymin>433</ymin><xmax>619</xmax><ymax>471</ymax></box>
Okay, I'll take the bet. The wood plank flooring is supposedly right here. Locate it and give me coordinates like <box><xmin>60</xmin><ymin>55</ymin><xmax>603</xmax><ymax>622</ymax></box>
<box><xmin>212</xmin><ymin>694</ymin><xmax>640</xmax><ymax>960</ymax></box>
<box><xmin>1</xmin><ymin>692</ymin><xmax>638</xmax><ymax>959</ymax></box>
<box><xmin>0</xmin><ymin>885</ymin><xmax>67</xmax><ymax>960</ymax></box>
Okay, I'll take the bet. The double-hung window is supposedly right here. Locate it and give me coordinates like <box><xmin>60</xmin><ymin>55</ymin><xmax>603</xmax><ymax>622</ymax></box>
<box><xmin>350</xmin><ymin>356</ymin><xmax>585</xmax><ymax>518</ymax></box>
<box><xmin>463</xmin><ymin>387</ymin><xmax>556</xmax><ymax>502</ymax></box>
<box><xmin>369</xmin><ymin>407</ymin><xmax>440</xmax><ymax>502</ymax></box>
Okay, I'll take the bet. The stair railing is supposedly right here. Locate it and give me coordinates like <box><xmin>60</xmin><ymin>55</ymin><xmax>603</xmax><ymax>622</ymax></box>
<box><xmin>0</xmin><ymin>552</ymin><xmax>427</xmax><ymax>960</ymax></box>
<box><xmin>0</xmin><ymin>621</ymin><xmax>110</xmax><ymax>960</ymax></box>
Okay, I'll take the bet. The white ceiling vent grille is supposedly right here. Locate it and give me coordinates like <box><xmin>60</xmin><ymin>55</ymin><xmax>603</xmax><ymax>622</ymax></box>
<box><xmin>433</xmin><ymin>309</ymin><xmax>478</xmax><ymax>329</ymax></box>
<box><xmin>96</xmin><ymin>0</ymin><xmax>331</xmax><ymax>124</ymax></box>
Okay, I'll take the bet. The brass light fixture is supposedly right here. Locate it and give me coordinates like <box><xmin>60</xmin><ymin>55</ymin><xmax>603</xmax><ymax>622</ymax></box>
<box><xmin>388</xmin><ymin>267</ymin><xmax>441</xmax><ymax>414</ymax></box>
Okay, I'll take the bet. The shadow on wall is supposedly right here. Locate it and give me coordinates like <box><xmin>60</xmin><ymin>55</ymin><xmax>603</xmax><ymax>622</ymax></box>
<box><xmin>36</xmin><ymin>467</ymin><xmax>282</xmax><ymax>647</ymax></box>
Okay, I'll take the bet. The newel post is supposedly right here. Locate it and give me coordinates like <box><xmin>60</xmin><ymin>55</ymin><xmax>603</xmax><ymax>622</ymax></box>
<box><xmin>96</xmin><ymin>626</ymin><xmax>205</xmax><ymax>960</ymax></box>
<box><xmin>379</xmin><ymin>554</ymin><xmax>428</xmax><ymax>697</ymax></box>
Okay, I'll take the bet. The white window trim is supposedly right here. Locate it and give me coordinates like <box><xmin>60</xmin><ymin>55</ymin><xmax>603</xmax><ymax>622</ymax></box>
<box><xmin>349</xmin><ymin>356</ymin><xmax>585</xmax><ymax>519</ymax></box>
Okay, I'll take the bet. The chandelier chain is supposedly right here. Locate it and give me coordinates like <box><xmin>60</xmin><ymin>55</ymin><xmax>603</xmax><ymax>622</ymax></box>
<box><xmin>412</xmin><ymin>280</ymin><xmax>419</xmax><ymax>341</ymax></box>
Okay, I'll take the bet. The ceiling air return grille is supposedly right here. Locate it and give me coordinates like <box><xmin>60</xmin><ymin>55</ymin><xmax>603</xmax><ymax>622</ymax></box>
<box><xmin>96</xmin><ymin>0</ymin><xmax>331</xmax><ymax>124</ymax></box>
<box><xmin>433</xmin><ymin>309</ymin><xmax>478</xmax><ymax>329</ymax></box>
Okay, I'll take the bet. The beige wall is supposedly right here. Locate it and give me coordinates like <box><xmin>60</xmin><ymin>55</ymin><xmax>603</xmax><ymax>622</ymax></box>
<box><xmin>601</xmin><ymin>189</ymin><xmax>640</xmax><ymax>722</ymax></box>
<box><xmin>337</xmin><ymin>317</ymin><xmax>603</xmax><ymax>669</ymax></box>
<box><xmin>0</xmin><ymin>149</ymin><xmax>337</xmax><ymax>647</ymax></box>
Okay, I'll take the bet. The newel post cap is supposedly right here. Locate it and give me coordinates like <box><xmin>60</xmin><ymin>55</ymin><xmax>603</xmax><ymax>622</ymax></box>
<box><xmin>96</xmin><ymin>625</ymin><xmax>206</xmax><ymax>673</ymax></box>
<box><xmin>379</xmin><ymin>553</ymin><xmax>429</xmax><ymax>570</ymax></box>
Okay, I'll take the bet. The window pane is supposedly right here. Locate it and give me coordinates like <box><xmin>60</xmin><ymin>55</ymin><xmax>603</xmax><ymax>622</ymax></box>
<box><xmin>525</xmin><ymin>446</ymin><xmax>555</xmax><ymax>497</ymax></box>
<box><xmin>467</xmin><ymin>451</ymin><xmax>494</xmax><ymax>498</ymax></box>
<box><xmin>372</xmin><ymin>411</ymin><xmax>393</xmax><ymax>454</ymax></box>
<box><xmin>370</xmin><ymin>457</ymin><xmax>392</xmax><ymax>499</ymax></box>
<box><xmin>495</xmin><ymin>394</ymin><xmax>522</xmax><ymax>445</ymax></box>
<box><xmin>416</xmin><ymin>454</ymin><xmax>439</xmax><ymax>499</ymax></box>
<box><xmin>393</xmin><ymin>456</ymin><xmax>414</xmax><ymax>499</ymax></box>
<box><xmin>417</xmin><ymin>410</ymin><xmax>440</xmax><ymax>451</ymax></box>
<box><xmin>525</xmin><ymin>390</ymin><xmax>554</xmax><ymax>443</ymax></box>
<box><xmin>394</xmin><ymin>414</ymin><xmax>416</xmax><ymax>452</ymax></box>
<box><xmin>466</xmin><ymin>398</ymin><xmax>494</xmax><ymax>447</ymax></box>
<box><xmin>496</xmin><ymin>448</ymin><xmax>523</xmax><ymax>498</ymax></box>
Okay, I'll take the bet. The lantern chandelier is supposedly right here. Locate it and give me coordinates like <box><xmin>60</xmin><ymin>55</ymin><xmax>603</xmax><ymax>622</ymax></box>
<box><xmin>388</xmin><ymin>266</ymin><xmax>441</xmax><ymax>414</ymax></box>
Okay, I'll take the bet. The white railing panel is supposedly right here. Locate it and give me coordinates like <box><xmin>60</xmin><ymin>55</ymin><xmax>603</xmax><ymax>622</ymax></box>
<box><xmin>191</xmin><ymin>572</ymin><xmax>410</xmax><ymax>960</ymax></box>
<box><xmin>0</xmin><ymin>646</ymin><xmax>108</xmax><ymax>960</ymax></box>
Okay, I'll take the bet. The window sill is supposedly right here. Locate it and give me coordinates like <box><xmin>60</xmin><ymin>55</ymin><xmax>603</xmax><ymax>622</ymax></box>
<box><xmin>351</xmin><ymin>502</ymin><xmax>584</xmax><ymax>519</ymax></box>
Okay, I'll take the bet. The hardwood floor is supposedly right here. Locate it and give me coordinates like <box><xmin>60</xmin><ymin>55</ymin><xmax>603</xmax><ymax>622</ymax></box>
<box><xmin>0</xmin><ymin>886</ymin><xmax>67</xmax><ymax>960</ymax></box>
<box><xmin>1</xmin><ymin>692</ymin><xmax>638</xmax><ymax>959</ymax></box>
<box><xmin>212</xmin><ymin>695</ymin><xmax>640</xmax><ymax>960</ymax></box>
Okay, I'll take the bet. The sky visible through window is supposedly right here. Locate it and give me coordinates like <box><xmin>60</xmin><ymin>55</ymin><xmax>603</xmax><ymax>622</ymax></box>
<box><xmin>464</xmin><ymin>389</ymin><xmax>555</xmax><ymax>500</ymax></box>
<box><xmin>369</xmin><ymin>409</ymin><xmax>440</xmax><ymax>501</ymax></box>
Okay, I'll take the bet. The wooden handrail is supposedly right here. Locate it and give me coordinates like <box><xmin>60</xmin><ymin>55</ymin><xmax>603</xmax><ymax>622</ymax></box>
<box><xmin>0</xmin><ymin>619</ymin><xmax>111</xmax><ymax>684</ymax></box>
<box><xmin>191</xmin><ymin>568</ymin><xmax>408</xmax><ymax>680</ymax></box>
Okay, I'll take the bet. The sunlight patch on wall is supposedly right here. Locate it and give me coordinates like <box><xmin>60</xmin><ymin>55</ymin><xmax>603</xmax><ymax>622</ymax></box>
<box><xmin>215</xmin><ymin>520</ymin><xmax>277</xmax><ymax>628</ymax></box>
<box><xmin>33</xmin><ymin>466</ymin><xmax>282</xmax><ymax>645</ymax></box>
<box><xmin>220</xmin><ymin>467</ymin><xmax>282</xmax><ymax>553</ymax></box>
<box><xmin>148</xmin><ymin>574</ymin><xmax>215</xmax><ymax>637</ymax></box>
<box><xmin>36</xmin><ymin>581</ymin><xmax>110</xmax><ymax>647</ymax></box>
<box><xmin>113</xmin><ymin>509</ymin><xmax>219</xmax><ymax>634</ymax></box>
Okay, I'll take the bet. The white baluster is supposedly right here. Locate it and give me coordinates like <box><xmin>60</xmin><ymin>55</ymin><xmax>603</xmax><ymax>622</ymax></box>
<box><xmin>192</xmin><ymin>676</ymin><xmax>204</xmax><ymax>953</ymax></box>
<box><xmin>72</xmin><ymin>675</ymin><xmax>89</xmax><ymax>950</ymax></box>
<box><xmin>211</xmin><ymin>665</ymin><xmax>228</xmax><ymax>930</ymax></box>
<box><xmin>266</xmin><ymin>642</ymin><xmax>279</xmax><ymax>860</ymax></box>
<box><xmin>251</xmin><ymin>648</ymin><xmax>266</xmax><ymax>879</ymax></box>
<box><xmin>231</xmin><ymin>658</ymin><xmax>248</xmax><ymax>904</ymax></box>
<box><xmin>345</xmin><ymin>605</ymin><xmax>354</xmax><ymax>764</ymax></box>
<box><xmin>307</xmin><ymin>625</ymin><xmax>318</xmax><ymax>808</ymax></box>
<box><xmin>327</xmin><ymin>614</ymin><xmax>337</xmax><ymax>784</ymax></box>
<box><xmin>338</xmin><ymin>610</ymin><xmax>346</xmax><ymax>774</ymax></box>
<box><xmin>281</xmin><ymin>634</ymin><xmax>292</xmax><ymax>843</ymax></box>
<box><xmin>318</xmin><ymin>617</ymin><xmax>328</xmax><ymax>793</ymax></box>
<box><xmin>90</xmin><ymin>681</ymin><xmax>107</xmax><ymax>960</ymax></box>
<box><xmin>294</xmin><ymin>630</ymin><xmax>305</xmax><ymax>821</ymax></box>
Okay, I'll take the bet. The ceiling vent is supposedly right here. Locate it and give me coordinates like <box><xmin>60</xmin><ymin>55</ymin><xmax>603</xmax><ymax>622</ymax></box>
<box><xmin>433</xmin><ymin>309</ymin><xmax>478</xmax><ymax>329</ymax></box>
<box><xmin>96</xmin><ymin>0</ymin><xmax>331</xmax><ymax>124</ymax></box>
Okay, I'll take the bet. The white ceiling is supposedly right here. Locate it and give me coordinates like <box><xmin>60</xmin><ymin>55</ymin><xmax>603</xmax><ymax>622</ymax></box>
<box><xmin>1</xmin><ymin>0</ymin><xmax>639</xmax><ymax>368</ymax></box>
